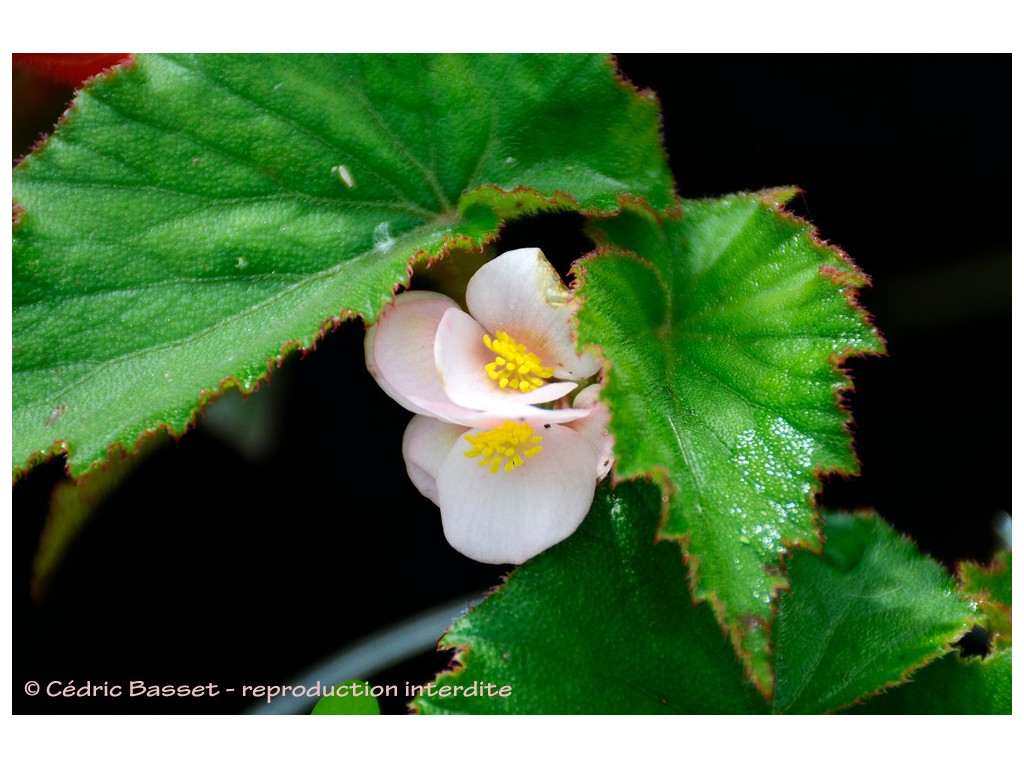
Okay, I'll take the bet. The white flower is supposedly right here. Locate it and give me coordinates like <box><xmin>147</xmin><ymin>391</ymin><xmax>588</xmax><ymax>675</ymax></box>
<box><xmin>364</xmin><ymin>247</ymin><xmax>613</xmax><ymax>564</ymax></box>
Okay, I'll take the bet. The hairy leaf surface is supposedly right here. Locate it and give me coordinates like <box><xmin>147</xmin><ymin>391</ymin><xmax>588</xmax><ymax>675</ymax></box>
<box><xmin>844</xmin><ymin>648</ymin><xmax>1011</xmax><ymax>715</ymax></box>
<box><xmin>13</xmin><ymin>53</ymin><xmax>672</xmax><ymax>476</ymax></box>
<box><xmin>415</xmin><ymin>483</ymin><xmax>768</xmax><ymax>714</ymax></box>
<box><xmin>574</xmin><ymin>193</ymin><xmax>884</xmax><ymax>692</ymax></box>
<box><xmin>772</xmin><ymin>513</ymin><xmax>974</xmax><ymax>713</ymax></box>
<box><xmin>959</xmin><ymin>551</ymin><xmax>1012</xmax><ymax>648</ymax></box>
<box><xmin>415</xmin><ymin>492</ymin><xmax>971</xmax><ymax>713</ymax></box>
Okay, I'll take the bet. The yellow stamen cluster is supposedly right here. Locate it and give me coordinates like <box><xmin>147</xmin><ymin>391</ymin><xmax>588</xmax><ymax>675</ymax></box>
<box><xmin>464</xmin><ymin>422</ymin><xmax>544</xmax><ymax>474</ymax></box>
<box><xmin>483</xmin><ymin>331</ymin><xmax>554</xmax><ymax>393</ymax></box>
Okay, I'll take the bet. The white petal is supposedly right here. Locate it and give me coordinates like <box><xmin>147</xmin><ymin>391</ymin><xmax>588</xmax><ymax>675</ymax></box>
<box><xmin>569</xmin><ymin>384</ymin><xmax>615</xmax><ymax>480</ymax></box>
<box><xmin>435</xmin><ymin>307</ymin><xmax>578</xmax><ymax>409</ymax></box>
<box><xmin>401</xmin><ymin>415</ymin><xmax>467</xmax><ymax>505</ymax></box>
<box><xmin>366</xmin><ymin>290</ymin><xmax>590</xmax><ymax>429</ymax></box>
<box><xmin>409</xmin><ymin>397</ymin><xmax>591</xmax><ymax>429</ymax></box>
<box><xmin>364</xmin><ymin>291</ymin><xmax>461</xmax><ymax>418</ymax></box>
<box><xmin>465</xmin><ymin>247</ymin><xmax>601</xmax><ymax>380</ymax></box>
<box><xmin>436</xmin><ymin>424</ymin><xmax>598</xmax><ymax>564</ymax></box>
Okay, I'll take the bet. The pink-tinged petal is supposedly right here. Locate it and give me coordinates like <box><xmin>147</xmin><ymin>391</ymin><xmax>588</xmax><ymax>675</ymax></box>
<box><xmin>465</xmin><ymin>248</ymin><xmax>601</xmax><ymax>380</ymax></box>
<box><xmin>569</xmin><ymin>384</ymin><xmax>615</xmax><ymax>480</ymax></box>
<box><xmin>368</xmin><ymin>300</ymin><xmax>589</xmax><ymax>427</ymax></box>
<box><xmin>435</xmin><ymin>307</ymin><xmax>578</xmax><ymax>408</ymax></box>
<box><xmin>436</xmin><ymin>424</ymin><xmax>598</xmax><ymax>564</ymax></box>
<box><xmin>364</xmin><ymin>291</ymin><xmax>459</xmax><ymax>417</ymax></box>
<box><xmin>401</xmin><ymin>415</ymin><xmax>467</xmax><ymax>505</ymax></box>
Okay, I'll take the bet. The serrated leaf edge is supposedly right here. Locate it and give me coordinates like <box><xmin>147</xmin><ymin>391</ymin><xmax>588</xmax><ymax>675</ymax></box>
<box><xmin>571</xmin><ymin>192</ymin><xmax>886</xmax><ymax>699</ymax></box>
<box><xmin>815</xmin><ymin>510</ymin><xmax>976</xmax><ymax>713</ymax></box>
<box><xmin>13</xmin><ymin>53</ymin><xmax>676</xmax><ymax>484</ymax></box>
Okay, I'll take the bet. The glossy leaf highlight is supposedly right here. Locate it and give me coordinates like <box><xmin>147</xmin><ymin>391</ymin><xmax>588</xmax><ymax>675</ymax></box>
<box><xmin>959</xmin><ymin>551</ymin><xmax>1012</xmax><ymax>648</ymax></box>
<box><xmin>574</xmin><ymin>193</ymin><xmax>884</xmax><ymax>692</ymax></box>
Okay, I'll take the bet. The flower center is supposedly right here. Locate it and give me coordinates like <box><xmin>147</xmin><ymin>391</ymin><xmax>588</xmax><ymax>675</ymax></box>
<box><xmin>483</xmin><ymin>331</ymin><xmax>554</xmax><ymax>393</ymax></box>
<box><xmin>464</xmin><ymin>422</ymin><xmax>543</xmax><ymax>474</ymax></box>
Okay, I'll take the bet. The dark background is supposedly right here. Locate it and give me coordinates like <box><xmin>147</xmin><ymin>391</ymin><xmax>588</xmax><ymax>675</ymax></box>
<box><xmin>12</xmin><ymin>55</ymin><xmax>1011</xmax><ymax>713</ymax></box>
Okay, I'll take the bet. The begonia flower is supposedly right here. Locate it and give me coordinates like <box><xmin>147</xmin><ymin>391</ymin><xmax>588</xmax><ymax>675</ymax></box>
<box><xmin>365</xmin><ymin>247</ymin><xmax>600</xmax><ymax>426</ymax></box>
<box><xmin>364</xmin><ymin>248</ymin><xmax>613</xmax><ymax>564</ymax></box>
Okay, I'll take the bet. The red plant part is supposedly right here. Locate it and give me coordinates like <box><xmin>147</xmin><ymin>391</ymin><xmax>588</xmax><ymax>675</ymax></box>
<box><xmin>13</xmin><ymin>53</ymin><xmax>130</xmax><ymax>87</ymax></box>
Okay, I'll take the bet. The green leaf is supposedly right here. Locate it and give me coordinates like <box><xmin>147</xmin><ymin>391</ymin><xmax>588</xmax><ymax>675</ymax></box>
<box><xmin>772</xmin><ymin>513</ymin><xmax>975</xmax><ymax>713</ymax></box>
<box><xmin>414</xmin><ymin>501</ymin><xmax>970</xmax><ymax>714</ymax></box>
<box><xmin>843</xmin><ymin>648</ymin><xmax>1011</xmax><ymax>715</ymax></box>
<box><xmin>13</xmin><ymin>53</ymin><xmax>673</xmax><ymax>478</ymax></box>
<box><xmin>574</xmin><ymin>193</ymin><xmax>884</xmax><ymax>692</ymax></box>
<box><xmin>960</xmin><ymin>551</ymin><xmax>1012</xmax><ymax>607</ymax></box>
<box><xmin>958</xmin><ymin>551</ymin><xmax>1012</xmax><ymax>648</ymax></box>
<box><xmin>414</xmin><ymin>482</ymin><xmax>768</xmax><ymax>714</ymax></box>
<box><xmin>310</xmin><ymin>681</ymin><xmax>381</xmax><ymax>715</ymax></box>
